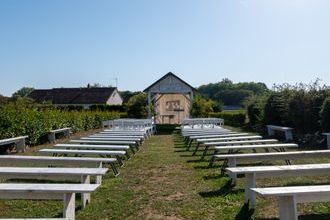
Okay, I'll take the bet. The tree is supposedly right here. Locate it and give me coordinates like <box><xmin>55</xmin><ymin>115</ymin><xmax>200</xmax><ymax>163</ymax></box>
<box><xmin>12</xmin><ymin>87</ymin><xmax>34</xmax><ymax>99</ymax></box>
<box><xmin>126</xmin><ymin>93</ymin><xmax>148</xmax><ymax>118</ymax></box>
<box><xmin>190</xmin><ymin>95</ymin><xmax>214</xmax><ymax>117</ymax></box>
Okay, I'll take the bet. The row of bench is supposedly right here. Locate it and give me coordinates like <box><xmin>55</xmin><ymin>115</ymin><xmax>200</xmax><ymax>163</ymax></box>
<box><xmin>181</xmin><ymin>121</ymin><xmax>330</xmax><ymax>220</ymax></box>
<box><xmin>0</xmin><ymin>127</ymin><xmax>72</xmax><ymax>153</ymax></box>
<box><xmin>0</xmin><ymin>119</ymin><xmax>155</xmax><ymax>219</ymax></box>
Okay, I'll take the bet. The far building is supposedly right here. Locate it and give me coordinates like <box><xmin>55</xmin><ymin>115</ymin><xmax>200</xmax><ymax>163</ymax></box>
<box><xmin>144</xmin><ymin>72</ymin><xmax>196</xmax><ymax>124</ymax></box>
<box><xmin>28</xmin><ymin>86</ymin><xmax>123</xmax><ymax>109</ymax></box>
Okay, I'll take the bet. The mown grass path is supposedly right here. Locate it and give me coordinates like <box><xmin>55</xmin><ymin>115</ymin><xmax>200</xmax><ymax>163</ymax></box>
<box><xmin>1</xmin><ymin>131</ymin><xmax>330</xmax><ymax>219</ymax></box>
<box><xmin>78</xmin><ymin>132</ymin><xmax>246</xmax><ymax>220</ymax></box>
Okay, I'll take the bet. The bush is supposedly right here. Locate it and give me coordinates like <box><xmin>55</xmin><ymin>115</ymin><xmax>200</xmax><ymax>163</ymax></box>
<box><xmin>0</xmin><ymin>102</ymin><xmax>119</xmax><ymax>145</ymax></box>
<box><xmin>126</xmin><ymin>93</ymin><xmax>148</xmax><ymax>119</ymax></box>
<box><xmin>190</xmin><ymin>95</ymin><xmax>214</xmax><ymax>117</ymax></box>
<box><xmin>209</xmin><ymin>111</ymin><xmax>246</xmax><ymax>127</ymax></box>
<box><xmin>245</xmin><ymin>95</ymin><xmax>267</xmax><ymax>132</ymax></box>
<box><xmin>89</xmin><ymin>104</ymin><xmax>125</xmax><ymax>112</ymax></box>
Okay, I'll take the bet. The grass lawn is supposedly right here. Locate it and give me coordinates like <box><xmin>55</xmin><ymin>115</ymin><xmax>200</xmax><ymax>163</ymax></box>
<box><xmin>0</xmin><ymin>129</ymin><xmax>330</xmax><ymax>219</ymax></box>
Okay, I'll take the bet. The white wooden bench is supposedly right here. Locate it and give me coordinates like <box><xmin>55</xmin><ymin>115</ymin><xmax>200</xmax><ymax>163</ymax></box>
<box><xmin>212</xmin><ymin>149</ymin><xmax>330</xmax><ymax>172</ymax></box>
<box><xmin>267</xmin><ymin>125</ymin><xmax>293</xmax><ymax>141</ymax></box>
<box><xmin>70</xmin><ymin>139</ymin><xmax>139</xmax><ymax>151</ymax></box>
<box><xmin>227</xmin><ymin>163</ymin><xmax>329</xmax><ymax>209</ymax></box>
<box><xmin>209</xmin><ymin>143</ymin><xmax>297</xmax><ymax>166</ymax></box>
<box><xmin>81</xmin><ymin>137</ymin><xmax>142</xmax><ymax>144</ymax></box>
<box><xmin>194</xmin><ymin>136</ymin><xmax>264</xmax><ymax>158</ymax></box>
<box><xmin>0</xmin><ymin>183</ymin><xmax>99</xmax><ymax>219</ymax></box>
<box><xmin>91</xmin><ymin>133</ymin><xmax>145</xmax><ymax>139</ymax></box>
<box><xmin>252</xmin><ymin>185</ymin><xmax>330</xmax><ymax>220</ymax></box>
<box><xmin>39</xmin><ymin>149</ymin><xmax>126</xmax><ymax>166</ymax></box>
<box><xmin>55</xmin><ymin>144</ymin><xmax>132</xmax><ymax>158</ymax></box>
<box><xmin>186</xmin><ymin>133</ymin><xmax>247</xmax><ymax>150</ymax></box>
<box><xmin>48</xmin><ymin>128</ymin><xmax>71</xmax><ymax>143</ymax></box>
<box><xmin>0</xmin><ymin>136</ymin><xmax>28</xmax><ymax>153</ymax></box>
<box><xmin>0</xmin><ymin>155</ymin><xmax>119</xmax><ymax>177</ymax></box>
<box><xmin>0</xmin><ymin>167</ymin><xmax>107</xmax><ymax>208</ymax></box>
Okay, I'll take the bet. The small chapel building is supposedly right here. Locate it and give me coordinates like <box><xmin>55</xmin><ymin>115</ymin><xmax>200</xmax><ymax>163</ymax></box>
<box><xmin>144</xmin><ymin>72</ymin><xmax>196</xmax><ymax>124</ymax></box>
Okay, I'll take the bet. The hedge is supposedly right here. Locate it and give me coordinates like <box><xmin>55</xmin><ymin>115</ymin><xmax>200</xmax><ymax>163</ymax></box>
<box><xmin>0</xmin><ymin>103</ymin><xmax>119</xmax><ymax>145</ymax></box>
<box><xmin>209</xmin><ymin>112</ymin><xmax>246</xmax><ymax>127</ymax></box>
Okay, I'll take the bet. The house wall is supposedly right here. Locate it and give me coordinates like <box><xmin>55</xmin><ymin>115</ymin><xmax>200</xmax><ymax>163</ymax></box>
<box><xmin>155</xmin><ymin>94</ymin><xmax>191</xmax><ymax>124</ymax></box>
<box><xmin>106</xmin><ymin>89</ymin><xmax>123</xmax><ymax>105</ymax></box>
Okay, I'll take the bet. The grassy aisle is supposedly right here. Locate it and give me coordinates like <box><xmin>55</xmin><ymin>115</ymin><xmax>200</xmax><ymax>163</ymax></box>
<box><xmin>79</xmin><ymin>132</ymin><xmax>246</xmax><ymax>219</ymax></box>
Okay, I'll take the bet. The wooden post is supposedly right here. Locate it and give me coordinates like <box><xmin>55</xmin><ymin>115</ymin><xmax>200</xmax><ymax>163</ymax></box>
<box><xmin>48</xmin><ymin>133</ymin><xmax>56</xmax><ymax>143</ymax></box>
<box><xmin>63</xmin><ymin>193</ymin><xmax>76</xmax><ymax>220</ymax></box>
<box><xmin>16</xmin><ymin>139</ymin><xmax>26</xmax><ymax>153</ymax></box>
<box><xmin>228</xmin><ymin>158</ymin><xmax>237</xmax><ymax>184</ymax></box>
<box><xmin>245</xmin><ymin>173</ymin><xmax>256</xmax><ymax>208</ymax></box>
<box><xmin>148</xmin><ymin>92</ymin><xmax>152</xmax><ymax>118</ymax></box>
<box><xmin>81</xmin><ymin>175</ymin><xmax>91</xmax><ymax>208</ymax></box>
<box><xmin>96</xmin><ymin>162</ymin><xmax>103</xmax><ymax>184</ymax></box>
<box><xmin>278</xmin><ymin>195</ymin><xmax>297</xmax><ymax>220</ymax></box>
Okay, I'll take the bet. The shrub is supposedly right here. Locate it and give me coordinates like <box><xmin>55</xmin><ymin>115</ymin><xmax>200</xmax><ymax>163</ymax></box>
<box><xmin>190</xmin><ymin>95</ymin><xmax>214</xmax><ymax>117</ymax></box>
<box><xmin>126</xmin><ymin>93</ymin><xmax>148</xmax><ymax>119</ymax></box>
<box><xmin>0</xmin><ymin>102</ymin><xmax>119</xmax><ymax>145</ymax></box>
<box><xmin>209</xmin><ymin>111</ymin><xmax>246</xmax><ymax>127</ymax></box>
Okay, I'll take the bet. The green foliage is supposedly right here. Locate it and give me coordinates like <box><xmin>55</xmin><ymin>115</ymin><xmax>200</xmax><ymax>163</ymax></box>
<box><xmin>120</xmin><ymin>91</ymin><xmax>141</xmax><ymax>103</ymax></box>
<box><xmin>12</xmin><ymin>87</ymin><xmax>34</xmax><ymax>98</ymax></box>
<box><xmin>264</xmin><ymin>92</ymin><xmax>290</xmax><ymax>126</ymax></box>
<box><xmin>247</xmin><ymin>81</ymin><xmax>330</xmax><ymax>134</ymax></box>
<box><xmin>320</xmin><ymin>97</ymin><xmax>330</xmax><ymax>132</ymax></box>
<box><xmin>198</xmin><ymin>78</ymin><xmax>269</xmax><ymax>106</ymax></box>
<box><xmin>190</xmin><ymin>95</ymin><xmax>215</xmax><ymax>118</ymax></box>
<box><xmin>89</xmin><ymin>104</ymin><xmax>125</xmax><ymax>112</ymax></box>
<box><xmin>126</xmin><ymin>93</ymin><xmax>148</xmax><ymax>119</ymax></box>
<box><xmin>245</xmin><ymin>95</ymin><xmax>267</xmax><ymax>131</ymax></box>
<box><xmin>209</xmin><ymin>111</ymin><xmax>246</xmax><ymax>127</ymax></box>
<box><xmin>0</xmin><ymin>102</ymin><xmax>119</xmax><ymax>145</ymax></box>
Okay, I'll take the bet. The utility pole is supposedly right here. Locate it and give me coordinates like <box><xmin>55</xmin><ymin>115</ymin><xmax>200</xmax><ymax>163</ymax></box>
<box><xmin>110</xmin><ymin>77</ymin><xmax>118</xmax><ymax>88</ymax></box>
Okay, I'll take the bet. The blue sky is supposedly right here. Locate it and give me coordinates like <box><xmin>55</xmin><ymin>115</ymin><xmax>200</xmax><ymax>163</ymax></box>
<box><xmin>0</xmin><ymin>0</ymin><xmax>329</xmax><ymax>96</ymax></box>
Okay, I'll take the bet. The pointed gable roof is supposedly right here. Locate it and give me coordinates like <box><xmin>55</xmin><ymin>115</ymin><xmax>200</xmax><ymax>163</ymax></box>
<box><xmin>144</xmin><ymin>72</ymin><xmax>196</xmax><ymax>93</ymax></box>
<box><xmin>28</xmin><ymin>87</ymin><xmax>117</xmax><ymax>105</ymax></box>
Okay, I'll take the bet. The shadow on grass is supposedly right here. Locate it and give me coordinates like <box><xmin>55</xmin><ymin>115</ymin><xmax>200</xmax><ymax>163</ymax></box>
<box><xmin>199</xmin><ymin>180</ymin><xmax>242</xmax><ymax>197</ymax></box>
<box><xmin>193</xmin><ymin>164</ymin><xmax>221</xmax><ymax>169</ymax></box>
<box><xmin>235</xmin><ymin>203</ymin><xmax>254</xmax><ymax>220</ymax></box>
<box><xmin>203</xmin><ymin>173</ymin><xmax>222</xmax><ymax>180</ymax></box>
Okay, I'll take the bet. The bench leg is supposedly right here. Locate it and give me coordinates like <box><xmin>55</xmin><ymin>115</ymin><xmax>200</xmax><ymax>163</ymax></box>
<box><xmin>48</xmin><ymin>133</ymin><xmax>56</xmax><ymax>143</ymax></box>
<box><xmin>285</xmin><ymin>131</ymin><xmax>293</xmax><ymax>141</ymax></box>
<box><xmin>209</xmin><ymin>149</ymin><xmax>219</xmax><ymax>167</ymax></box>
<box><xmin>63</xmin><ymin>193</ymin><xmax>75</xmax><ymax>220</ymax></box>
<box><xmin>244</xmin><ymin>173</ymin><xmax>256</xmax><ymax>208</ymax></box>
<box><xmin>96</xmin><ymin>162</ymin><xmax>103</xmax><ymax>184</ymax></box>
<box><xmin>187</xmin><ymin>139</ymin><xmax>193</xmax><ymax>150</ymax></box>
<box><xmin>228</xmin><ymin>158</ymin><xmax>237</xmax><ymax>184</ymax></box>
<box><xmin>192</xmin><ymin>143</ymin><xmax>200</xmax><ymax>156</ymax></box>
<box><xmin>115</xmin><ymin>155</ymin><xmax>124</xmax><ymax>166</ymax></box>
<box><xmin>110</xmin><ymin>162</ymin><xmax>120</xmax><ymax>177</ymax></box>
<box><xmin>278</xmin><ymin>196</ymin><xmax>297</xmax><ymax>220</ymax></box>
<box><xmin>16</xmin><ymin>139</ymin><xmax>26</xmax><ymax>153</ymax></box>
<box><xmin>81</xmin><ymin>175</ymin><xmax>91</xmax><ymax>208</ymax></box>
<box><xmin>201</xmin><ymin>146</ymin><xmax>210</xmax><ymax>160</ymax></box>
<box><xmin>267</xmin><ymin>128</ymin><xmax>275</xmax><ymax>136</ymax></box>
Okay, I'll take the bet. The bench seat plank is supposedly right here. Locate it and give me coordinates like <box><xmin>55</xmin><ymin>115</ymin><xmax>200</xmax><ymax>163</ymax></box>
<box><xmin>55</xmin><ymin>144</ymin><xmax>130</xmax><ymax>150</ymax></box>
<box><xmin>70</xmin><ymin>140</ymin><xmax>136</xmax><ymax>145</ymax></box>
<box><xmin>252</xmin><ymin>185</ymin><xmax>330</xmax><ymax>220</ymax></box>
